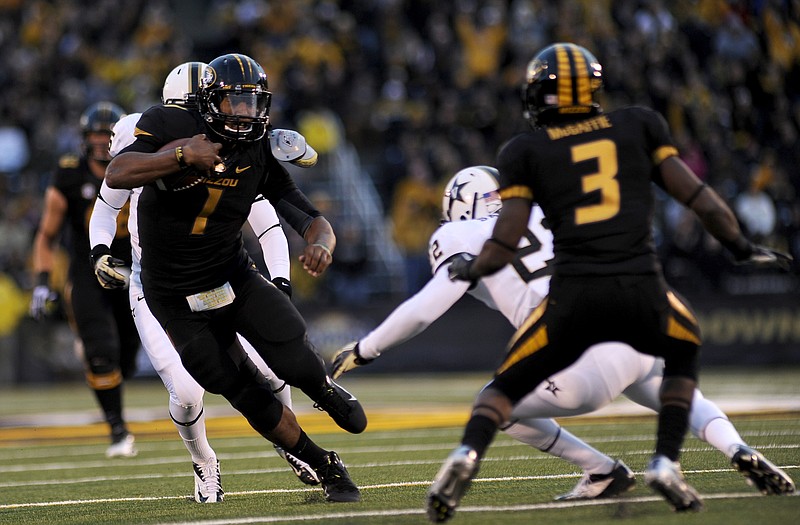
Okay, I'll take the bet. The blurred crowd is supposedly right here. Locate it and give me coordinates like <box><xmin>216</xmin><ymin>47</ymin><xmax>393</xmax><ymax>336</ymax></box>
<box><xmin>1</xmin><ymin>0</ymin><xmax>799</xmax><ymax>315</ymax></box>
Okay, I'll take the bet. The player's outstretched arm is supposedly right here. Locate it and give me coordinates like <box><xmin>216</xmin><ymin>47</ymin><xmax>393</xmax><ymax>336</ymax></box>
<box><xmin>450</xmin><ymin>198</ymin><xmax>531</xmax><ymax>282</ymax></box>
<box><xmin>331</xmin><ymin>269</ymin><xmax>470</xmax><ymax>378</ymax></box>
<box><xmin>659</xmin><ymin>156</ymin><xmax>792</xmax><ymax>269</ymax></box>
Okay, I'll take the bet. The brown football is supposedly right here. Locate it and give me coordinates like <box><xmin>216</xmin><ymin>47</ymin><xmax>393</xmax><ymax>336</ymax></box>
<box><xmin>156</xmin><ymin>139</ymin><xmax>205</xmax><ymax>191</ymax></box>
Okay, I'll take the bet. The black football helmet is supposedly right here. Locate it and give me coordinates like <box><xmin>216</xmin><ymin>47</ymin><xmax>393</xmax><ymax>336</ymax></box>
<box><xmin>80</xmin><ymin>101</ymin><xmax>126</xmax><ymax>162</ymax></box>
<box><xmin>522</xmin><ymin>42</ymin><xmax>603</xmax><ymax>128</ymax></box>
<box><xmin>198</xmin><ymin>53</ymin><xmax>271</xmax><ymax>142</ymax></box>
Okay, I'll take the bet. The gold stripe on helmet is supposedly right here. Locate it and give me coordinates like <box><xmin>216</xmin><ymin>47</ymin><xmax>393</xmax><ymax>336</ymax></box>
<box><xmin>569</xmin><ymin>45</ymin><xmax>592</xmax><ymax>106</ymax></box>
<box><xmin>556</xmin><ymin>44</ymin><xmax>572</xmax><ymax>107</ymax></box>
<box><xmin>234</xmin><ymin>54</ymin><xmax>245</xmax><ymax>77</ymax></box>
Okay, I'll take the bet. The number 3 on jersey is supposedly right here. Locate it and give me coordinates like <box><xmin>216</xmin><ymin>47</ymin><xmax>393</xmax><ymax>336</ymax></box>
<box><xmin>573</xmin><ymin>139</ymin><xmax>620</xmax><ymax>225</ymax></box>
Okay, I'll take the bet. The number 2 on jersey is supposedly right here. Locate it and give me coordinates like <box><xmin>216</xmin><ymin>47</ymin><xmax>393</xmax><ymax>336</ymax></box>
<box><xmin>573</xmin><ymin>139</ymin><xmax>620</xmax><ymax>225</ymax></box>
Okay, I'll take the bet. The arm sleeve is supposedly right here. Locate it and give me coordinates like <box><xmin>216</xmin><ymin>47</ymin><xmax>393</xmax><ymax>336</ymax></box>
<box><xmin>89</xmin><ymin>180</ymin><xmax>131</xmax><ymax>249</ymax></box>
<box><xmin>248</xmin><ymin>196</ymin><xmax>291</xmax><ymax>281</ymax></box>
<box><xmin>358</xmin><ymin>269</ymin><xmax>471</xmax><ymax>359</ymax></box>
<box><xmin>259</xmin><ymin>156</ymin><xmax>322</xmax><ymax>237</ymax></box>
<box><xmin>273</xmin><ymin>188</ymin><xmax>322</xmax><ymax>238</ymax></box>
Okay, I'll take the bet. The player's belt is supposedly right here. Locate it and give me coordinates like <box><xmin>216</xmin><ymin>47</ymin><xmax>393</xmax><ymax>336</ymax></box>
<box><xmin>186</xmin><ymin>282</ymin><xmax>235</xmax><ymax>312</ymax></box>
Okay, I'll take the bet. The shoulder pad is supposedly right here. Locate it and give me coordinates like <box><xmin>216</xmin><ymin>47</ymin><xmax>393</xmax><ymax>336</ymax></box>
<box><xmin>269</xmin><ymin>129</ymin><xmax>318</xmax><ymax>167</ymax></box>
<box><xmin>58</xmin><ymin>154</ymin><xmax>80</xmax><ymax>169</ymax></box>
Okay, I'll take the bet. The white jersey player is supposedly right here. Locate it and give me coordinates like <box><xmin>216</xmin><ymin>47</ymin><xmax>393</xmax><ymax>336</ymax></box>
<box><xmin>331</xmin><ymin>166</ymin><xmax>795</xmax><ymax>499</ymax></box>
<box><xmin>87</xmin><ymin>63</ymin><xmax>322</xmax><ymax>503</ymax></box>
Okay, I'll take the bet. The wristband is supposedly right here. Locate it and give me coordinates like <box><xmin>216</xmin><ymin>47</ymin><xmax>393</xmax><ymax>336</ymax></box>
<box><xmin>312</xmin><ymin>243</ymin><xmax>332</xmax><ymax>256</ymax></box>
<box><xmin>37</xmin><ymin>272</ymin><xmax>50</xmax><ymax>287</ymax></box>
<box><xmin>175</xmin><ymin>146</ymin><xmax>188</xmax><ymax>168</ymax></box>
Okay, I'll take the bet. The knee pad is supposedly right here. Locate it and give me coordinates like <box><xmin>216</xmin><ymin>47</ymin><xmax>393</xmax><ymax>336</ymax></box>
<box><xmin>227</xmin><ymin>382</ymin><xmax>285</xmax><ymax>433</ymax></box>
<box><xmin>85</xmin><ymin>357</ymin><xmax>122</xmax><ymax>390</ymax></box>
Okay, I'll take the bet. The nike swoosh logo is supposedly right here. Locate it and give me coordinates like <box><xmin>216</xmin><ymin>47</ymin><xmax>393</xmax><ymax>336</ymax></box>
<box><xmin>235</xmin><ymin>165</ymin><xmax>251</xmax><ymax>174</ymax></box>
<box><xmin>137</xmin><ymin>295</ymin><xmax>145</xmax><ymax>302</ymax></box>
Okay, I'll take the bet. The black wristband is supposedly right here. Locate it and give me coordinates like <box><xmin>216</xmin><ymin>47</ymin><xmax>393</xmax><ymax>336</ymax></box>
<box><xmin>175</xmin><ymin>146</ymin><xmax>188</xmax><ymax>168</ymax></box>
<box><xmin>271</xmin><ymin>277</ymin><xmax>292</xmax><ymax>298</ymax></box>
<box><xmin>90</xmin><ymin>243</ymin><xmax>112</xmax><ymax>264</ymax></box>
<box><xmin>37</xmin><ymin>272</ymin><xmax>50</xmax><ymax>287</ymax></box>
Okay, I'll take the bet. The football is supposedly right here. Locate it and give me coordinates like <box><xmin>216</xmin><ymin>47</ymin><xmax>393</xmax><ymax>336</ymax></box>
<box><xmin>156</xmin><ymin>138</ymin><xmax>205</xmax><ymax>191</ymax></box>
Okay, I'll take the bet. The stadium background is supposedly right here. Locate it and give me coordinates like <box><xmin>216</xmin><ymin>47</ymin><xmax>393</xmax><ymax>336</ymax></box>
<box><xmin>0</xmin><ymin>0</ymin><xmax>799</xmax><ymax>384</ymax></box>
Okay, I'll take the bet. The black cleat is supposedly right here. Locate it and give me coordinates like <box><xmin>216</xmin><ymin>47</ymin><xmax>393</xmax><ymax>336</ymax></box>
<box><xmin>313</xmin><ymin>378</ymin><xmax>367</xmax><ymax>434</ymax></box>
<box><xmin>731</xmin><ymin>445</ymin><xmax>796</xmax><ymax>495</ymax></box>
<box><xmin>274</xmin><ymin>444</ymin><xmax>320</xmax><ymax>485</ymax></box>
<box><xmin>314</xmin><ymin>451</ymin><xmax>361</xmax><ymax>502</ymax></box>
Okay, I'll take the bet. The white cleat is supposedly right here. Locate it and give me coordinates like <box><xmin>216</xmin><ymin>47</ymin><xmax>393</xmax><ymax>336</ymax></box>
<box><xmin>426</xmin><ymin>446</ymin><xmax>479</xmax><ymax>523</ymax></box>
<box><xmin>193</xmin><ymin>458</ymin><xmax>224</xmax><ymax>503</ymax></box>
<box><xmin>555</xmin><ymin>460</ymin><xmax>636</xmax><ymax>500</ymax></box>
<box><xmin>106</xmin><ymin>433</ymin><xmax>137</xmax><ymax>458</ymax></box>
<box><xmin>644</xmin><ymin>454</ymin><xmax>703</xmax><ymax>512</ymax></box>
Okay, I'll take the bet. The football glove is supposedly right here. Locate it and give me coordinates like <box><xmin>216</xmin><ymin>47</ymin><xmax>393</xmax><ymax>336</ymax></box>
<box><xmin>735</xmin><ymin>245</ymin><xmax>793</xmax><ymax>271</ymax></box>
<box><xmin>271</xmin><ymin>277</ymin><xmax>292</xmax><ymax>298</ymax></box>
<box><xmin>91</xmin><ymin>245</ymin><xmax>130</xmax><ymax>289</ymax></box>
<box><xmin>448</xmin><ymin>253</ymin><xmax>477</xmax><ymax>283</ymax></box>
<box><xmin>30</xmin><ymin>285</ymin><xmax>57</xmax><ymax>321</ymax></box>
<box><xmin>331</xmin><ymin>342</ymin><xmax>374</xmax><ymax>379</ymax></box>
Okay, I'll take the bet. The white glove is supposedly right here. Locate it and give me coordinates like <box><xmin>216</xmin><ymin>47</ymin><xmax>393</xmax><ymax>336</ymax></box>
<box><xmin>30</xmin><ymin>285</ymin><xmax>57</xmax><ymax>320</ymax></box>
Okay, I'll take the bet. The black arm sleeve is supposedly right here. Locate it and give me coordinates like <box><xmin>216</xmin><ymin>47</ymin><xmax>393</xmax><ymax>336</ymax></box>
<box><xmin>274</xmin><ymin>188</ymin><xmax>322</xmax><ymax>237</ymax></box>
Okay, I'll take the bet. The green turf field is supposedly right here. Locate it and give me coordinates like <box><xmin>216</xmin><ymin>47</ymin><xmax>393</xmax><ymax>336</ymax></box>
<box><xmin>1</xmin><ymin>370</ymin><xmax>798</xmax><ymax>524</ymax></box>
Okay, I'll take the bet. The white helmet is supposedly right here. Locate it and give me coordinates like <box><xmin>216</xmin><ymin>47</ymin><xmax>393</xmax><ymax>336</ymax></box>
<box><xmin>442</xmin><ymin>166</ymin><xmax>502</xmax><ymax>222</ymax></box>
<box><xmin>162</xmin><ymin>62</ymin><xmax>207</xmax><ymax>106</ymax></box>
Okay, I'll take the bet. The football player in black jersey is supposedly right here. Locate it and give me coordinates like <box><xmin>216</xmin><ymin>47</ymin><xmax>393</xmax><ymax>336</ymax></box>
<box><xmin>104</xmin><ymin>53</ymin><xmax>364</xmax><ymax>502</ymax></box>
<box><xmin>431</xmin><ymin>42</ymin><xmax>793</xmax><ymax>521</ymax></box>
<box><xmin>30</xmin><ymin>101</ymin><xmax>141</xmax><ymax>458</ymax></box>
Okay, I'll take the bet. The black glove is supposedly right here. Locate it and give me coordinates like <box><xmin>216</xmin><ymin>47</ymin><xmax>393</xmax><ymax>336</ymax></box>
<box><xmin>271</xmin><ymin>277</ymin><xmax>292</xmax><ymax>298</ymax></box>
<box><xmin>735</xmin><ymin>245</ymin><xmax>793</xmax><ymax>271</ymax></box>
<box><xmin>90</xmin><ymin>244</ymin><xmax>130</xmax><ymax>289</ymax></box>
<box><xmin>448</xmin><ymin>253</ymin><xmax>477</xmax><ymax>283</ymax></box>
<box><xmin>331</xmin><ymin>342</ymin><xmax>374</xmax><ymax>379</ymax></box>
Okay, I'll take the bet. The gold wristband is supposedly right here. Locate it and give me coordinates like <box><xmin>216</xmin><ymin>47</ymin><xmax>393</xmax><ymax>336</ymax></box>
<box><xmin>175</xmin><ymin>146</ymin><xmax>188</xmax><ymax>168</ymax></box>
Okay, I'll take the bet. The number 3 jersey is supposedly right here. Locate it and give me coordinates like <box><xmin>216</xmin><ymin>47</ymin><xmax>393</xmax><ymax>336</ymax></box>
<box><xmin>427</xmin><ymin>207</ymin><xmax>554</xmax><ymax>329</ymax></box>
<box><xmin>497</xmin><ymin>106</ymin><xmax>677</xmax><ymax>276</ymax></box>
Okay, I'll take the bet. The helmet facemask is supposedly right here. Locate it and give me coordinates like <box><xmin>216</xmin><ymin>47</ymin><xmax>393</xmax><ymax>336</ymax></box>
<box><xmin>205</xmin><ymin>89</ymin><xmax>271</xmax><ymax>140</ymax></box>
<box><xmin>199</xmin><ymin>54</ymin><xmax>272</xmax><ymax>143</ymax></box>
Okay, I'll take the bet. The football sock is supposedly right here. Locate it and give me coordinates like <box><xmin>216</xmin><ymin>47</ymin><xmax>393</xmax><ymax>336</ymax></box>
<box><xmin>286</xmin><ymin>431</ymin><xmax>327</xmax><ymax>468</ymax></box>
<box><xmin>170</xmin><ymin>400</ymin><xmax>216</xmax><ymax>463</ymax></box>
<box><xmin>461</xmin><ymin>415</ymin><xmax>499</xmax><ymax>459</ymax></box>
<box><xmin>545</xmin><ymin>426</ymin><xmax>616</xmax><ymax>475</ymax></box>
<box><xmin>93</xmin><ymin>385</ymin><xmax>127</xmax><ymax>441</ymax></box>
<box><xmin>503</xmin><ymin>420</ymin><xmax>615</xmax><ymax>474</ymax></box>
<box><xmin>656</xmin><ymin>404</ymin><xmax>690</xmax><ymax>461</ymax></box>
<box><xmin>703</xmin><ymin>417</ymin><xmax>746</xmax><ymax>458</ymax></box>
